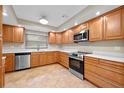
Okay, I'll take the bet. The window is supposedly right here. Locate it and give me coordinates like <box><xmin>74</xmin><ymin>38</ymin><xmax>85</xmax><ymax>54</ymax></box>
<box><xmin>25</xmin><ymin>29</ymin><xmax>48</xmax><ymax>49</ymax></box>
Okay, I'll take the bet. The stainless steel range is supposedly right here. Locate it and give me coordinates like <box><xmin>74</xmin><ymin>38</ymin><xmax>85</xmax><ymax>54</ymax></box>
<box><xmin>69</xmin><ymin>51</ymin><xmax>91</xmax><ymax>80</ymax></box>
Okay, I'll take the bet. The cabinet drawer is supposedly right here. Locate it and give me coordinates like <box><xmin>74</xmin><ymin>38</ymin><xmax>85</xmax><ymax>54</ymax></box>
<box><xmin>84</xmin><ymin>56</ymin><xmax>99</xmax><ymax>65</ymax></box>
<box><xmin>85</xmin><ymin>70</ymin><xmax>122</xmax><ymax>88</ymax></box>
<box><xmin>85</xmin><ymin>63</ymin><xmax>124</xmax><ymax>86</ymax></box>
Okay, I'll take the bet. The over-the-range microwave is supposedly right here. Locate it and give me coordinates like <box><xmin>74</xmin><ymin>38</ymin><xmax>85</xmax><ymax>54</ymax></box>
<box><xmin>74</xmin><ymin>29</ymin><xmax>89</xmax><ymax>42</ymax></box>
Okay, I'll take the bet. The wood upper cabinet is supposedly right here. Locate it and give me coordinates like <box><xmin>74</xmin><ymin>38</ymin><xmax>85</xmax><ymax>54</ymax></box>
<box><xmin>13</xmin><ymin>27</ymin><xmax>24</xmax><ymax>43</ymax></box>
<box><xmin>73</xmin><ymin>23</ymin><xmax>88</xmax><ymax>34</ymax></box>
<box><xmin>48</xmin><ymin>32</ymin><xmax>56</xmax><ymax>44</ymax></box>
<box><xmin>3</xmin><ymin>53</ymin><xmax>15</xmax><ymax>72</ymax></box>
<box><xmin>55</xmin><ymin>33</ymin><xmax>62</xmax><ymax>44</ymax></box>
<box><xmin>62</xmin><ymin>31</ymin><xmax>69</xmax><ymax>44</ymax></box>
<box><xmin>31</xmin><ymin>53</ymin><xmax>40</xmax><ymax>67</ymax></box>
<box><xmin>89</xmin><ymin>17</ymin><xmax>103</xmax><ymax>41</ymax></box>
<box><xmin>3</xmin><ymin>24</ymin><xmax>24</xmax><ymax>43</ymax></box>
<box><xmin>104</xmin><ymin>9</ymin><xmax>123</xmax><ymax>40</ymax></box>
<box><xmin>68</xmin><ymin>29</ymin><xmax>74</xmax><ymax>43</ymax></box>
<box><xmin>3</xmin><ymin>25</ymin><xmax>13</xmax><ymax>42</ymax></box>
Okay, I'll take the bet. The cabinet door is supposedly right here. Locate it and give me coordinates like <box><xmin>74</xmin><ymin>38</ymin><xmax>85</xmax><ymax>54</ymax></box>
<box><xmin>48</xmin><ymin>32</ymin><xmax>56</xmax><ymax>44</ymax></box>
<box><xmin>3</xmin><ymin>53</ymin><xmax>15</xmax><ymax>72</ymax></box>
<box><xmin>3</xmin><ymin>25</ymin><xmax>13</xmax><ymax>42</ymax></box>
<box><xmin>0</xmin><ymin>6</ymin><xmax>2</xmax><ymax>36</ymax></box>
<box><xmin>46</xmin><ymin>52</ymin><xmax>54</xmax><ymax>64</ymax></box>
<box><xmin>0</xmin><ymin>38</ymin><xmax>2</xmax><ymax>66</ymax></box>
<box><xmin>13</xmin><ymin>27</ymin><xmax>24</xmax><ymax>43</ymax></box>
<box><xmin>0</xmin><ymin>66</ymin><xmax>4</xmax><ymax>88</ymax></box>
<box><xmin>68</xmin><ymin>30</ymin><xmax>74</xmax><ymax>44</ymax></box>
<box><xmin>40</xmin><ymin>52</ymin><xmax>46</xmax><ymax>66</ymax></box>
<box><xmin>73</xmin><ymin>25</ymin><xmax>82</xmax><ymax>34</ymax></box>
<box><xmin>104</xmin><ymin>9</ymin><xmax>123</xmax><ymax>40</ymax></box>
<box><xmin>89</xmin><ymin>17</ymin><xmax>103</xmax><ymax>41</ymax></box>
<box><xmin>31</xmin><ymin>53</ymin><xmax>40</xmax><ymax>67</ymax></box>
<box><xmin>62</xmin><ymin>31</ymin><xmax>69</xmax><ymax>44</ymax></box>
<box><xmin>55</xmin><ymin>33</ymin><xmax>62</xmax><ymax>44</ymax></box>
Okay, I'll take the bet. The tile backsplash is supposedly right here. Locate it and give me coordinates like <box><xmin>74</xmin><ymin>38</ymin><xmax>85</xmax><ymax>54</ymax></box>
<box><xmin>60</xmin><ymin>40</ymin><xmax>124</xmax><ymax>53</ymax></box>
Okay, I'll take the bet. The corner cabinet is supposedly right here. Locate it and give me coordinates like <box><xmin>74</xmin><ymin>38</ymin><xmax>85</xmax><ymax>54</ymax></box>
<box><xmin>89</xmin><ymin>17</ymin><xmax>103</xmax><ymax>41</ymax></box>
<box><xmin>104</xmin><ymin>9</ymin><xmax>123</xmax><ymax>40</ymax></box>
<box><xmin>3</xmin><ymin>24</ymin><xmax>24</xmax><ymax>43</ymax></box>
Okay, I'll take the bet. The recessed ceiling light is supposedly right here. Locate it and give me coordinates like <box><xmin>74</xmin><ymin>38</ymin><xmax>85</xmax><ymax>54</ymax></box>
<box><xmin>96</xmin><ymin>11</ymin><xmax>100</xmax><ymax>16</ymax></box>
<box><xmin>74</xmin><ymin>22</ymin><xmax>78</xmax><ymax>26</ymax></box>
<box><xmin>39</xmin><ymin>18</ymin><xmax>48</xmax><ymax>25</ymax></box>
<box><xmin>3</xmin><ymin>12</ymin><xmax>8</xmax><ymax>16</ymax></box>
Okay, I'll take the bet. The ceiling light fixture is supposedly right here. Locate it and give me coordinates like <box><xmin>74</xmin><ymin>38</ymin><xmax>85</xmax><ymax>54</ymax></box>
<box><xmin>39</xmin><ymin>16</ymin><xmax>48</xmax><ymax>25</ymax></box>
<box><xmin>3</xmin><ymin>12</ymin><xmax>8</xmax><ymax>16</ymax></box>
<box><xmin>96</xmin><ymin>11</ymin><xmax>100</xmax><ymax>16</ymax></box>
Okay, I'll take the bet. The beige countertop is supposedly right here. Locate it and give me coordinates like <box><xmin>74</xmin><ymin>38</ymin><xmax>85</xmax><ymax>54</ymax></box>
<box><xmin>85</xmin><ymin>53</ymin><xmax>124</xmax><ymax>63</ymax></box>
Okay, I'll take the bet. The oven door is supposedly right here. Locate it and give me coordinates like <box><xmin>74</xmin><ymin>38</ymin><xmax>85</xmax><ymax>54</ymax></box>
<box><xmin>69</xmin><ymin>57</ymin><xmax>83</xmax><ymax>74</ymax></box>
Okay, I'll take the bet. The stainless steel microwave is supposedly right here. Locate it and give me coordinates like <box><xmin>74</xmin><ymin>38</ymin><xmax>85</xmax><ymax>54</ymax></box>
<box><xmin>74</xmin><ymin>29</ymin><xmax>89</xmax><ymax>42</ymax></box>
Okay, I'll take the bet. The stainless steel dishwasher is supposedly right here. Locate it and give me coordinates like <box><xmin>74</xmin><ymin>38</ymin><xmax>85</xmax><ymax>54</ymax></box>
<box><xmin>15</xmin><ymin>52</ymin><xmax>31</xmax><ymax>70</ymax></box>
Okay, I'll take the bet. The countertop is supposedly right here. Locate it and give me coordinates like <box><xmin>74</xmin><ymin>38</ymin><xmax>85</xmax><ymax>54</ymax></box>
<box><xmin>2</xmin><ymin>49</ymin><xmax>75</xmax><ymax>54</ymax></box>
<box><xmin>85</xmin><ymin>51</ymin><xmax>124</xmax><ymax>63</ymax></box>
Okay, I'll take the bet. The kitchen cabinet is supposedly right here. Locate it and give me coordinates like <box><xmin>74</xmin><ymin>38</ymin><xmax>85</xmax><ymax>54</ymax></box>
<box><xmin>3</xmin><ymin>25</ymin><xmax>13</xmax><ymax>42</ymax></box>
<box><xmin>59</xmin><ymin>52</ymin><xmax>69</xmax><ymax>68</ymax></box>
<box><xmin>0</xmin><ymin>5</ymin><xmax>2</xmax><ymax>36</ymax></box>
<box><xmin>31</xmin><ymin>52</ymin><xmax>40</xmax><ymax>67</ymax></box>
<box><xmin>3</xmin><ymin>53</ymin><xmax>15</xmax><ymax>73</ymax></box>
<box><xmin>73</xmin><ymin>23</ymin><xmax>88</xmax><ymax>34</ymax></box>
<box><xmin>68</xmin><ymin>29</ymin><xmax>74</xmax><ymax>43</ymax></box>
<box><xmin>0</xmin><ymin>66</ymin><xmax>4</xmax><ymax>88</ymax></box>
<box><xmin>39</xmin><ymin>52</ymin><xmax>47</xmax><ymax>66</ymax></box>
<box><xmin>104</xmin><ymin>9</ymin><xmax>123</xmax><ymax>40</ymax></box>
<box><xmin>89</xmin><ymin>17</ymin><xmax>103</xmax><ymax>41</ymax></box>
<box><xmin>3</xmin><ymin>24</ymin><xmax>24</xmax><ymax>43</ymax></box>
<box><xmin>31</xmin><ymin>51</ymin><xmax>57</xmax><ymax>67</ymax></box>
<box><xmin>84</xmin><ymin>56</ymin><xmax>124</xmax><ymax>88</ymax></box>
<box><xmin>48</xmin><ymin>32</ymin><xmax>56</xmax><ymax>44</ymax></box>
<box><xmin>62</xmin><ymin>31</ymin><xmax>69</xmax><ymax>44</ymax></box>
<box><xmin>55</xmin><ymin>33</ymin><xmax>62</xmax><ymax>44</ymax></box>
<box><xmin>13</xmin><ymin>27</ymin><xmax>24</xmax><ymax>43</ymax></box>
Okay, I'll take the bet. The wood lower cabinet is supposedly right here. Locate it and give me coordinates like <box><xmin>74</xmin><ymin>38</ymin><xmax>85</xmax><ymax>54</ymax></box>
<box><xmin>59</xmin><ymin>52</ymin><xmax>69</xmax><ymax>68</ymax></box>
<box><xmin>31</xmin><ymin>51</ymin><xmax>57</xmax><ymax>67</ymax></box>
<box><xmin>31</xmin><ymin>52</ymin><xmax>40</xmax><ymax>67</ymax></box>
<box><xmin>104</xmin><ymin>9</ymin><xmax>123</xmax><ymax>40</ymax></box>
<box><xmin>3</xmin><ymin>53</ymin><xmax>15</xmax><ymax>73</ymax></box>
<box><xmin>84</xmin><ymin>56</ymin><xmax>124</xmax><ymax>88</ymax></box>
<box><xmin>3</xmin><ymin>24</ymin><xmax>24</xmax><ymax>43</ymax></box>
<box><xmin>0</xmin><ymin>66</ymin><xmax>5</xmax><ymax>88</ymax></box>
<box><xmin>89</xmin><ymin>17</ymin><xmax>103</xmax><ymax>41</ymax></box>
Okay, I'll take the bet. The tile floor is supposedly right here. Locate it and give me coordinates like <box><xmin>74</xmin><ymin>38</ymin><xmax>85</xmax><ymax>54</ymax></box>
<box><xmin>5</xmin><ymin>64</ymin><xmax>96</xmax><ymax>88</ymax></box>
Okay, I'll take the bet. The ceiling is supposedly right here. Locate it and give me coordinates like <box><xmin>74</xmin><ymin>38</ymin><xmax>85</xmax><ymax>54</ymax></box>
<box><xmin>12</xmin><ymin>5</ymin><xmax>88</xmax><ymax>27</ymax></box>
